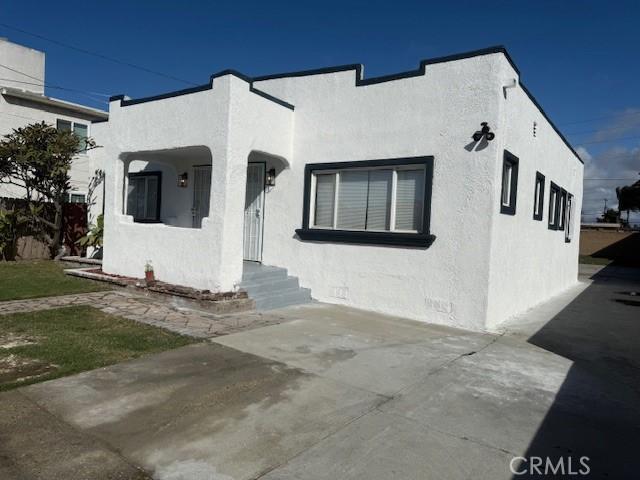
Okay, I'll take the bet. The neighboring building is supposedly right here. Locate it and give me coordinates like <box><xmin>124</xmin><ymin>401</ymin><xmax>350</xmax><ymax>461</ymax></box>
<box><xmin>0</xmin><ymin>38</ymin><xmax>108</xmax><ymax>219</ymax></box>
<box><xmin>91</xmin><ymin>46</ymin><xmax>583</xmax><ymax>331</ymax></box>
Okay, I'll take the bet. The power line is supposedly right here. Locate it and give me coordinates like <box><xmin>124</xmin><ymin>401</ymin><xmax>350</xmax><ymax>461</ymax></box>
<box><xmin>567</xmin><ymin>124</ymin><xmax>640</xmax><ymax>137</ymax></box>
<box><xmin>0</xmin><ymin>62</ymin><xmax>43</xmax><ymax>82</ymax></box>
<box><xmin>0</xmin><ymin>76</ymin><xmax>109</xmax><ymax>104</ymax></box>
<box><xmin>558</xmin><ymin>110</ymin><xmax>640</xmax><ymax>127</ymax></box>
<box><xmin>0</xmin><ymin>22</ymin><xmax>199</xmax><ymax>86</ymax></box>
<box><xmin>577</xmin><ymin>135</ymin><xmax>640</xmax><ymax>146</ymax></box>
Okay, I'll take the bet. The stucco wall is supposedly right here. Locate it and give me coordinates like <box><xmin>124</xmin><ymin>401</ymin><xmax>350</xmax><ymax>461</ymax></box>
<box><xmin>0</xmin><ymin>39</ymin><xmax>45</xmax><ymax>94</ymax></box>
<box><xmin>0</xmin><ymin>95</ymin><xmax>101</xmax><ymax>200</ymax></box>
<box><xmin>96</xmin><ymin>74</ymin><xmax>293</xmax><ymax>291</ymax></box>
<box><xmin>485</xmin><ymin>64</ymin><xmax>583</xmax><ymax>329</ymax></box>
<box><xmin>254</xmin><ymin>54</ymin><xmax>507</xmax><ymax>331</ymax></box>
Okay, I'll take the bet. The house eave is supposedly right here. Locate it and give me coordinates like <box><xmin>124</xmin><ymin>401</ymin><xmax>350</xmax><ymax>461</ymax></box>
<box><xmin>1</xmin><ymin>87</ymin><xmax>109</xmax><ymax>120</ymax></box>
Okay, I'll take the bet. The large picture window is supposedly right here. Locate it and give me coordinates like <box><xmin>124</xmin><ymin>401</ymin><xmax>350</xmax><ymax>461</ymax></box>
<box><xmin>297</xmin><ymin>156</ymin><xmax>434</xmax><ymax>247</ymax></box>
<box><xmin>127</xmin><ymin>172</ymin><xmax>162</xmax><ymax>222</ymax></box>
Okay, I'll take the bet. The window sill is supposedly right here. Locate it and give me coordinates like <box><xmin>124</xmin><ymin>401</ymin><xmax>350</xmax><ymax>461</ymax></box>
<box><xmin>295</xmin><ymin>228</ymin><xmax>436</xmax><ymax>248</ymax></box>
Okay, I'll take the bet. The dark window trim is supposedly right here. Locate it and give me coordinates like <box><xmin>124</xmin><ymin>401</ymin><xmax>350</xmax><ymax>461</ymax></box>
<box><xmin>295</xmin><ymin>156</ymin><xmax>435</xmax><ymax>248</ymax></box>
<box><xmin>500</xmin><ymin>150</ymin><xmax>519</xmax><ymax>215</ymax></box>
<box><xmin>558</xmin><ymin>188</ymin><xmax>568</xmax><ymax>230</ymax></box>
<box><xmin>565</xmin><ymin>192</ymin><xmax>574</xmax><ymax>243</ymax></box>
<box><xmin>533</xmin><ymin>171</ymin><xmax>545</xmax><ymax>221</ymax></box>
<box><xmin>127</xmin><ymin>171</ymin><xmax>162</xmax><ymax>223</ymax></box>
<box><xmin>548</xmin><ymin>182</ymin><xmax>561</xmax><ymax>230</ymax></box>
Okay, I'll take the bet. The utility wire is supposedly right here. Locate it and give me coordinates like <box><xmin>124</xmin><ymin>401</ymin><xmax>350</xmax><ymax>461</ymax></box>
<box><xmin>558</xmin><ymin>110</ymin><xmax>640</xmax><ymax>126</ymax></box>
<box><xmin>0</xmin><ymin>22</ymin><xmax>199</xmax><ymax>86</ymax></box>
<box><xmin>577</xmin><ymin>135</ymin><xmax>640</xmax><ymax>145</ymax></box>
<box><xmin>0</xmin><ymin>77</ymin><xmax>109</xmax><ymax>104</ymax></box>
<box><xmin>0</xmin><ymin>62</ymin><xmax>43</xmax><ymax>82</ymax></box>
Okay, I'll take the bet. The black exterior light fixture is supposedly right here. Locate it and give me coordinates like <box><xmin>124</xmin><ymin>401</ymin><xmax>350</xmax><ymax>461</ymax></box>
<box><xmin>265</xmin><ymin>168</ymin><xmax>276</xmax><ymax>187</ymax></box>
<box><xmin>472</xmin><ymin>122</ymin><xmax>495</xmax><ymax>142</ymax></box>
<box><xmin>178</xmin><ymin>172</ymin><xmax>188</xmax><ymax>188</ymax></box>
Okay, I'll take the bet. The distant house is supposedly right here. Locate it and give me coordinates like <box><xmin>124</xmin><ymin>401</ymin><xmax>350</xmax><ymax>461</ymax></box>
<box><xmin>91</xmin><ymin>46</ymin><xmax>583</xmax><ymax>331</ymax></box>
<box><xmin>0</xmin><ymin>38</ymin><xmax>107</xmax><ymax>216</ymax></box>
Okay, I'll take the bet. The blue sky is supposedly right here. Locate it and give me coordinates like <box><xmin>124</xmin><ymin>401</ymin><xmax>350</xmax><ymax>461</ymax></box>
<box><xmin>2</xmin><ymin>0</ymin><xmax>639</xmax><ymax>221</ymax></box>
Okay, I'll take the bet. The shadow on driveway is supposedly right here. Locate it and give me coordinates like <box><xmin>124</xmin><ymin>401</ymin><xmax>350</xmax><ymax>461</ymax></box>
<box><xmin>511</xmin><ymin>265</ymin><xmax>640</xmax><ymax>478</ymax></box>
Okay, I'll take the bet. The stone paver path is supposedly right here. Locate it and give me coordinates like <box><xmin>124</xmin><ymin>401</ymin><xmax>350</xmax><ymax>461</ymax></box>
<box><xmin>0</xmin><ymin>290</ymin><xmax>287</xmax><ymax>338</ymax></box>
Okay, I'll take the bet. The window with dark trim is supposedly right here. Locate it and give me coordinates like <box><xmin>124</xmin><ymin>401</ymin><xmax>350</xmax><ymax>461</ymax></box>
<box><xmin>533</xmin><ymin>172</ymin><xmax>545</xmax><ymax>221</ymax></box>
<box><xmin>126</xmin><ymin>171</ymin><xmax>162</xmax><ymax>223</ymax></box>
<box><xmin>558</xmin><ymin>188</ymin><xmax>568</xmax><ymax>231</ymax></box>
<box><xmin>500</xmin><ymin>150</ymin><xmax>519</xmax><ymax>215</ymax></box>
<box><xmin>296</xmin><ymin>156</ymin><xmax>435</xmax><ymax>247</ymax></box>
<box><xmin>57</xmin><ymin>119</ymin><xmax>89</xmax><ymax>152</ymax></box>
<box><xmin>565</xmin><ymin>193</ymin><xmax>574</xmax><ymax>242</ymax></box>
<box><xmin>548</xmin><ymin>182</ymin><xmax>561</xmax><ymax>230</ymax></box>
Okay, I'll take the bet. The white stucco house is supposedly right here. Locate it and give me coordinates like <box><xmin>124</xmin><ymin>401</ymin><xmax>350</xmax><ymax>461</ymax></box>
<box><xmin>0</xmin><ymin>38</ymin><xmax>108</xmax><ymax>218</ymax></box>
<box><xmin>91</xmin><ymin>46</ymin><xmax>583</xmax><ymax>331</ymax></box>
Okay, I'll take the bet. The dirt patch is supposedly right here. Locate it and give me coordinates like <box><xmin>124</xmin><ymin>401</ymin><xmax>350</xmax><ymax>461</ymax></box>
<box><xmin>0</xmin><ymin>333</ymin><xmax>39</xmax><ymax>350</ymax></box>
<box><xmin>0</xmin><ymin>354</ymin><xmax>57</xmax><ymax>384</ymax></box>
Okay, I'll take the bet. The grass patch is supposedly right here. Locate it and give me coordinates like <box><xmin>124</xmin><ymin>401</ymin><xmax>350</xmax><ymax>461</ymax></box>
<box><xmin>0</xmin><ymin>305</ymin><xmax>197</xmax><ymax>391</ymax></box>
<box><xmin>579</xmin><ymin>255</ymin><xmax>613</xmax><ymax>266</ymax></box>
<box><xmin>0</xmin><ymin>260</ymin><xmax>110</xmax><ymax>301</ymax></box>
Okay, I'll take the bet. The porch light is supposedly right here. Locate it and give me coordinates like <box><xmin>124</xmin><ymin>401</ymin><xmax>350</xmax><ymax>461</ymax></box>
<box><xmin>266</xmin><ymin>168</ymin><xmax>276</xmax><ymax>187</ymax></box>
<box><xmin>178</xmin><ymin>172</ymin><xmax>188</xmax><ymax>188</ymax></box>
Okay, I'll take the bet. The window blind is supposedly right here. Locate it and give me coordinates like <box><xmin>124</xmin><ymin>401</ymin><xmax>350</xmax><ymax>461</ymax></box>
<box><xmin>314</xmin><ymin>174</ymin><xmax>336</xmax><ymax>227</ymax></box>
<box><xmin>337</xmin><ymin>171</ymin><xmax>368</xmax><ymax>230</ymax></box>
<box><xmin>366</xmin><ymin>170</ymin><xmax>392</xmax><ymax>230</ymax></box>
<box><xmin>395</xmin><ymin>169</ymin><xmax>424</xmax><ymax>231</ymax></box>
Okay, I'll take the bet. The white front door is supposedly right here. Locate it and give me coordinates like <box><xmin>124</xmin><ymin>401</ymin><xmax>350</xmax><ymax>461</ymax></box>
<box><xmin>243</xmin><ymin>163</ymin><xmax>265</xmax><ymax>261</ymax></box>
<box><xmin>192</xmin><ymin>165</ymin><xmax>211</xmax><ymax>228</ymax></box>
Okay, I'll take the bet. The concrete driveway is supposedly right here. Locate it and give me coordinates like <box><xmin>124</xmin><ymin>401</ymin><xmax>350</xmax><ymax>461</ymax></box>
<box><xmin>2</xmin><ymin>264</ymin><xmax>639</xmax><ymax>479</ymax></box>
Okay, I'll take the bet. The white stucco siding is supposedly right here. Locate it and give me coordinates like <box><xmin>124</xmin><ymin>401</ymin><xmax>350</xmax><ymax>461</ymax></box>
<box><xmin>97</xmin><ymin>75</ymin><xmax>293</xmax><ymax>291</ymax></box>
<box><xmin>486</xmin><ymin>72</ymin><xmax>583</xmax><ymax>329</ymax></box>
<box><xmin>0</xmin><ymin>94</ymin><xmax>101</xmax><ymax>199</ymax></box>
<box><xmin>0</xmin><ymin>39</ymin><xmax>45</xmax><ymax>94</ymax></box>
<box><xmin>255</xmin><ymin>55</ymin><xmax>507</xmax><ymax>331</ymax></box>
<box><xmin>98</xmin><ymin>83</ymin><xmax>232</xmax><ymax>290</ymax></box>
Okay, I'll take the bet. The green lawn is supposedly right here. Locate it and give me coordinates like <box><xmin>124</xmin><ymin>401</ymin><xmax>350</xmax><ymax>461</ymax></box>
<box><xmin>0</xmin><ymin>260</ymin><xmax>110</xmax><ymax>301</ymax></box>
<box><xmin>0</xmin><ymin>305</ymin><xmax>197</xmax><ymax>391</ymax></box>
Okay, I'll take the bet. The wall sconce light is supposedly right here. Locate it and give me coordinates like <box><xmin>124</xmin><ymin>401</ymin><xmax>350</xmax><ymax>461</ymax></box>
<box><xmin>178</xmin><ymin>172</ymin><xmax>188</xmax><ymax>188</ymax></box>
<box><xmin>472</xmin><ymin>122</ymin><xmax>495</xmax><ymax>142</ymax></box>
<box><xmin>265</xmin><ymin>168</ymin><xmax>276</xmax><ymax>187</ymax></box>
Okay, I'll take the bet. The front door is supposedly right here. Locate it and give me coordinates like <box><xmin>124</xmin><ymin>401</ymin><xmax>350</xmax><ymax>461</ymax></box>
<box><xmin>192</xmin><ymin>165</ymin><xmax>211</xmax><ymax>228</ymax></box>
<box><xmin>243</xmin><ymin>163</ymin><xmax>265</xmax><ymax>261</ymax></box>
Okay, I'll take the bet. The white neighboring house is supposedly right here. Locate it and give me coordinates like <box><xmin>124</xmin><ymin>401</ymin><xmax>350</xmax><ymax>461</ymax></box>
<box><xmin>91</xmin><ymin>46</ymin><xmax>583</xmax><ymax>331</ymax></box>
<box><xmin>0</xmin><ymin>38</ymin><xmax>108</xmax><ymax>224</ymax></box>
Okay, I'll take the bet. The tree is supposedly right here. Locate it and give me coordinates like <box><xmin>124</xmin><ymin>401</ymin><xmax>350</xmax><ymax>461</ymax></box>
<box><xmin>617</xmin><ymin>180</ymin><xmax>640</xmax><ymax>213</ymax></box>
<box><xmin>598</xmin><ymin>208</ymin><xmax>620</xmax><ymax>224</ymax></box>
<box><xmin>0</xmin><ymin>122</ymin><xmax>96</xmax><ymax>257</ymax></box>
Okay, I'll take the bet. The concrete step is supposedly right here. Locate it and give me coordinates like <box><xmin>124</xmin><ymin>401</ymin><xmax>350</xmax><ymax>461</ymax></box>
<box><xmin>241</xmin><ymin>265</ymin><xmax>288</xmax><ymax>283</ymax></box>
<box><xmin>241</xmin><ymin>262</ymin><xmax>312</xmax><ymax>311</ymax></box>
<box><xmin>241</xmin><ymin>276</ymin><xmax>300</xmax><ymax>296</ymax></box>
<box><xmin>253</xmin><ymin>288</ymin><xmax>312</xmax><ymax>311</ymax></box>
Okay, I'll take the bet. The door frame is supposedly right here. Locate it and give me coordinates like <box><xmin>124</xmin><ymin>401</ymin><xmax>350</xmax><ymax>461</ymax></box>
<box><xmin>192</xmin><ymin>164</ymin><xmax>212</xmax><ymax>228</ymax></box>
<box><xmin>244</xmin><ymin>161</ymin><xmax>266</xmax><ymax>262</ymax></box>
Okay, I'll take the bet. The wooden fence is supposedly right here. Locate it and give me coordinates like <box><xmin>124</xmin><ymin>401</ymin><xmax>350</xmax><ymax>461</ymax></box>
<box><xmin>0</xmin><ymin>197</ymin><xmax>87</xmax><ymax>260</ymax></box>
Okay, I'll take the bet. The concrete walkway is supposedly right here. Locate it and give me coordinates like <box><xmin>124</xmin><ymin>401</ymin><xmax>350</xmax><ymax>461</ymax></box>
<box><xmin>1</xmin><ymin>265</ymin><xmax>639</xmax><ymax>479</ymax></box>
<box><xmin>0</xmin><ymin>290</ymin><xmax>289</xmax><ymax>338</ymax></box>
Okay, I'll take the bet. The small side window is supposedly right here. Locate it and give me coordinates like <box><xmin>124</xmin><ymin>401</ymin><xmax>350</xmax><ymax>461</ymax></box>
<box><xmin>533</xmin><ymin>172</ymin><xmax>545</xmax><ymax>221</ymax></box>
<box><xmin>500</xmin><ymin>151</ymin><xmax>519</xmax><ymax>215</ymax></box>
<box><xmin>565</xmin><ymin>193</ymin><xmax>574</xmax><ymax>242</ymax></box>
<box><xmin>56</xmin><ymin>119</ymin><xmax>72</xmax><ymax>132</ymax></box>
<box><xmin>548</xmin><ymin>182</ymin><xmax>561</xmax><ymax>230</ymax></box>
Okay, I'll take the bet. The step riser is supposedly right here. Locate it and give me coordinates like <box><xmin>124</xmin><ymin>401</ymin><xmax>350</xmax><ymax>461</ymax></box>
<box><xmin>241</xmin><ymin>263</ymin><xmax>311</xmax><ymax>311</ymax></box>
<box><xmin>241</xmin><ymin>277</ymin><xmax>300</xmax><ymax>296</ymax></box>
